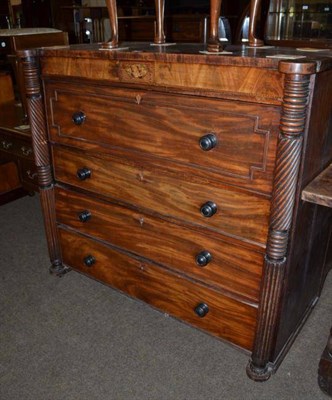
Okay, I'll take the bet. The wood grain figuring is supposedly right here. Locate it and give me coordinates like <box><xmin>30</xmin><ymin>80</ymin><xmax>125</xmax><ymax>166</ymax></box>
<box><xmin>52</xmin><ymin>146</ymin><xmax>271</xmax><ymax>246</ymax></box>
<box><xmin>58</xmin><ymin>227</ymin><xmax>258</xmax><ymax>351</ymax></box>
<box><xmin>55</xmin><ymin>186</ymin><xmax>264</xmax><ymax>302</ymax></box>
<box><xmin>302</xmin><ymin>164</ymin><xmax>332</xmax><ymax>208</ymax></box>
<box><xmin>41</xmin><ymin>58</ymin><xmax>284</xmax><ymax>104</ymax></box>
<box><xmin>45</xmin><ymin>82</ymin><xmax>279</xmax><ymax>194</ymax></box>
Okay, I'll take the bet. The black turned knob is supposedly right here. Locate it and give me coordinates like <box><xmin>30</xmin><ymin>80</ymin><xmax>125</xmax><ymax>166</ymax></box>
<box><xmin>83</xmin><ymin>255</ymin><xmax>96</xmax><ymax>267</ymax></box>
<box><xmin>78</xmin><ymin>210</ymin><xmax>91</xmax><ymax>223</ymax></box>
<box><xmin>72</xmin><ymin>111</ymin><xmax>86</xmax><ymax>125</ymax></box>
<box><xmin>196</xmin><ymin>251</ymin><xmax>212</xmax><ymax>267</ymax></box>
<box><xmin>200</xmin><ymin>201</ymin><xmax>217</xmax><ymax>218</ymax></box>
<box><xmin>199</xmin><ymin>133</ymin><xmax>217</xmax><ymax>151</ymax></box>
<box><xmin>77</xmin><ymin>167</ymin><xmax>91</xmax><ymax>181</ymax></box>
<box><xmin>194</xmin><ymin>303</ymin><xmax>209</xmax><ymax>318</ymax></box>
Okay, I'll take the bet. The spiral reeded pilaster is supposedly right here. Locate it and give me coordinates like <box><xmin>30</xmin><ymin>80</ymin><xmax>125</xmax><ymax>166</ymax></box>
<box><xmin>247</xmin><ymin>62</ymin><xmax>316</xmax><ymax>381</ymax></box>
<box><xmin>19</xmin><ymin>50</ymin><xmax>68</xmax><ymax>276</ymax></box>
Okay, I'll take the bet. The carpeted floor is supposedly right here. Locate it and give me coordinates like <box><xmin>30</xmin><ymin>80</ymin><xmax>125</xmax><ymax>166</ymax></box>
<box><xmin>0</xmin><ymin>194</ymin><xmax>331</xmax><ymax>400</ymax></box>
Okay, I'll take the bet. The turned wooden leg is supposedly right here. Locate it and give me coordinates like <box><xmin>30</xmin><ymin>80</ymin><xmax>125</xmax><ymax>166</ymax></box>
<box><xmin>103</xmin><ymin>0</ymin><xmax>119</xmax><ymax>49</ymax></box>
<box><xmin>248</xmin><ymin>0</ymin><xmax>264</xmax><ymax>47</ymax></box>
<box><xmin>154</xmin><ymin>0</ymin><xmax>166</xmax><ymax>44</ymax></box>
<box><xmin>207</xmin><ymin>0</ymin><xmax>225</xmax><ymax>52</ymax></box>
<box><xmin>318</xmin><ymin>327</ymin><xmax>332</xmax><ymax>396</ymax></box>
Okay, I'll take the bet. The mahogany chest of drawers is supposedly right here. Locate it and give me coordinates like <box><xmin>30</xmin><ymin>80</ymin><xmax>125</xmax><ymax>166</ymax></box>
<box><xmin>20</xmin><ymin>43</ymin><xmax>332</xmax><ymax>380</ymax></box>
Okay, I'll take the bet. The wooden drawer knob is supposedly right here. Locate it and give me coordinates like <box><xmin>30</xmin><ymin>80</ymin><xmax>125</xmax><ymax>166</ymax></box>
<box><xmin>83</xmin><ymin>255</ymin><xmax>96</xmax><ymax>267</ymax></box>
<box><xmin>195</xmin><ymin>250</ymin><xmax>212</xmax><ymax>267</ymax></box>
<box><xmin>72</xmin><ymin>111</ymin><xmax>86</xmax><ymax>126</ymax></box>
<box><xmin>200</xmin><ymin>201</ymin><xmax>218</xmax><ymax>218</ymax></box>
<box><xmin>76</xmin><ymin>167</ymin><xmax>91</xmax><ymax>181</ymax></box>
<box><xmin>78</xmin><ymin>210</ymin><xmax>91</xmax><ymax>223</ymax></box>
<box><xmin>199</xmin><ymin>133</ymin><xmax>217</xmax><ymax>151</ymax></box>
<box><xmin>194</xmin><ymin>303</ymin><xmax>209</xmax><ymax>318</ymax></box>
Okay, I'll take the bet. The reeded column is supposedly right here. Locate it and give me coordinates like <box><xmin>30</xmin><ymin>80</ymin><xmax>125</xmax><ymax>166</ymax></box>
<box><xmin>246</xmin><ymin>61</ymin><xmax>317</xmax><ymax>381</ymax></box>
<box><xmin>103</xmin><ymin>0</ymin><xmax>119</xmax><ymax>49</ymax></box>
<box><xmin>19</xmin><ymin>49</ymin><xmax>69</xmax><ymax>276</ymax></box>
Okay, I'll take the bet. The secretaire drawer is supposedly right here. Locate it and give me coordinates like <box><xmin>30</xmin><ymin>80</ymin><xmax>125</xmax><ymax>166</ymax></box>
<box><xmin>58</xmin><ymin>227</ymin><xmax>258</xmax><ymax>351</ymax></box>
<box><xmin>45</xmin><ymin>82</ymin><xmax>279</xmax><ymax>193</ymax></box>
<box><xmin>52</xmin><ymin>146</ymin><xmax>271</xmax><ymax>245</ymax></box>
<box><xmin>55</xmin><ymin>187</ymin><xmax>264</xmax><ymax>302</ymax></box>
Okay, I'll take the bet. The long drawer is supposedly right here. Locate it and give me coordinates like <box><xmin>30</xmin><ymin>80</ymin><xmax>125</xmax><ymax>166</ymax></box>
<box><xmin>45</xmin><ymin>82</ymin><xmax>279</xmax><ymax>194</ymax></box>
<box><xmin>58</xmin><ymin>227</ymin><xmax>258</xmax><ymax>351</ymax></box>
<box><xmin>55</xmin><ymin>186</ymin><xmax>264</xmax><ymax>302</ymax></box>
<box><xmin>52</xmin><ymin>146</ymin><xmax>271</xmax><ymax>245</ymax></box>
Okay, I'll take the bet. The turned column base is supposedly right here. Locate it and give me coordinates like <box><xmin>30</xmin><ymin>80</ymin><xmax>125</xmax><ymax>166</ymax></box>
<box><xmin>101</xmin><ymin>39</ymin><xmax>119</xmax><ymax>49</ymax></box>
<box><xmin>49</xmin><ymin>261</ymin><xmax>71</xmax><ymax>277</ymax></box>
<box><xmin>248</xmin><ymin>37</ymin><xmax>265</xmax><ymax>47</ymax></box>
<box><xmin>207</xmin><ymin>39</ymin><xmax>227</xmax><ymax>53</ymax></box>
<box><xmin>246</xmin><ymin>360</ymin><xmax>274</xmax><ymax>381</ymax></box>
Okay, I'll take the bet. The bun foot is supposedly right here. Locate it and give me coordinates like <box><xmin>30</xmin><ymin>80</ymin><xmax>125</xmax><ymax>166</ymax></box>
<box><xmin>248</xmin><ymin>37</ymin><xmax>265</xmax><ymax>47</ymax></box>
<box><xmin>246</xmin><ymin>360</ymin><xmax>273</xmax><ymax>381</ymax></box>
<box><xmin>49</xmin><ymin>261</ymin><xmax>71</xmax><ymax>277</ymax></box>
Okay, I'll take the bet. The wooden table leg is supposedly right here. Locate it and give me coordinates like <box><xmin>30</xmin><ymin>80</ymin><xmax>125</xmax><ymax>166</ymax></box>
<box><xmin>154</xmin><ymin>0</ymin><xmax>166</xmax><ymax>44</ymax></box>
<box><xmin>103</xmin><ymin>0</ymin><xmax>119</xmax><ymax>49</ymax></box>
<box><xmin>207</xmin><ymin>0</ymin><xmax>224</xmax><ymax>52</ymax></box>
<box><xmin>248</xmin><ymin>0</ymin><xmax>264</xmax><ymax>47</ymax></box>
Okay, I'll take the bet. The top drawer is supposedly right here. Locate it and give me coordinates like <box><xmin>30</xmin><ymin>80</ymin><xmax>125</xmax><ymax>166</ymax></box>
<box><xmin>45</xmin><ymin>82</ymin><xmax>280</xmax><ymax>194</ymax></box>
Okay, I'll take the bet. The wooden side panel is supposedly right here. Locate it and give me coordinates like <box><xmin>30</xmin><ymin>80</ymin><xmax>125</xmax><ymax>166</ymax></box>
<box><xmin>273</xmin><ymin>70</ymin><xmax>332</xmax><ymax>361</ymax></box>
<box><xmin>58</xmin><ymin>227</ymin><xmax>258</xmax><ymax>351</ymax></box>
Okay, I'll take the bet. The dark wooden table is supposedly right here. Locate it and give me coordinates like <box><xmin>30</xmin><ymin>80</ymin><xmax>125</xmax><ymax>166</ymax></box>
<box><xmin>302</xmin><ymin>164</ymin><xmax>332</xmax><ymax>396</ymax></box>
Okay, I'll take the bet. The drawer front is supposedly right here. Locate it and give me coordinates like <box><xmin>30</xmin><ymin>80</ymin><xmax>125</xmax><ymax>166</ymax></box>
<box><xmin>0</xmin><ymin>132</ymin><xmax>34</xmax><ymax>160</ymax></box>
<box><xmin>55</xmin><ymin>187</ymin><xmax>264</xmax><ymax>302</ymax></box>
<box><xmin>58</xmin><ymin>227</ymin><xmax>257</xmax><ymax>351</ymax></box>
<box><xmin>53</xmin><ymin>146</ymin><xmax>271</xmax><ymax>245</ymax></box>
<box><xmin>46</xmin><ymin>83</ymin><xmax>279</xmax><ymax>193</ymax></box>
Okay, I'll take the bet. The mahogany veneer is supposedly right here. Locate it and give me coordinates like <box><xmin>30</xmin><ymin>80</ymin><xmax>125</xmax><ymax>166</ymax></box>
<box><xmin>20</xmin><ymin>43</ymin><xmax>332</xmax><ymax>381</ymax></box>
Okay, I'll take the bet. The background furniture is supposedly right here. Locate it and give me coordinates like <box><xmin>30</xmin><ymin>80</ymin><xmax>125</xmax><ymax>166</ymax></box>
<box><xmin>302</xmin><ymin>163</ymin><xmax>332</xmax><ymax>396</ymax></box>
<box><xmin>0</xmin><ymin>73</ymin><xmax>37</xmax><ymax>205</ymax></box>
<box><xmin>265</xmin><ymin>0</ymin><xmax>332</xmax><ymax>48</ymax></box>
<box><xmin>0</xmin><ymin>28</ymin><xmax>69</xmax><ymax>118</ymax></box>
